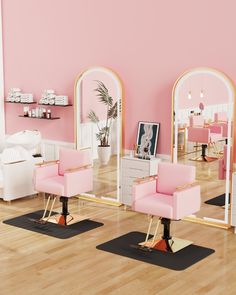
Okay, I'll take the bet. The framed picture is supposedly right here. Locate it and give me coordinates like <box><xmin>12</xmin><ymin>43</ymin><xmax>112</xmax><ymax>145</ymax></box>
<box><xmin>136</xmin><ymin>121</ymin><xmax>160</xmax><ymax>158</ymax></box>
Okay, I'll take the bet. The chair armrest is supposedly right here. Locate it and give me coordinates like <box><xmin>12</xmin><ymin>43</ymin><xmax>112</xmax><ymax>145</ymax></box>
<box><xmin>132</xmin><ymin>179</ymin><xmax>157</xmax><ymax>204</ymax></box>
<box><xmin>35</xmin><ymin>160</ymin><xmax>59</xmax><ymax>167</ymax></box>
<box><xmin>175</xmin><ymin>182</ymin><xmax>196</xmax><ymax>191</ymax></box>
<box><xmin>173</xmin><ymin>184</ymin><xmax>201</xmax><ymax>220</ymax></box>
<box><xmin>134</xmin><ymin>175</ymin><xmax>158</xmax><ymax>184</ymax></box>
<box><xmin>64</xmin><ymin>164</ymin><xmax>92</xmax><ymax>173</ymax></box>
<box><xmin>34</xmin><ymin>163</ymin><xmax>59</xmax><ymax>185</ymax></box>
<box><xmin>64</xmin><ymin>167</ymin><xmax>93</xmax><ymax>197</ymax></box>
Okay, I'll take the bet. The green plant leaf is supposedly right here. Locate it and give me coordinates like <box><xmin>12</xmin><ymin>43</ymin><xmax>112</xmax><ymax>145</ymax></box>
<box><xmin>88</xmin><ymin>110</ymin><xmax>99</xmax><ymax>123</ymax></box>
<box><xmin>94</xmin><ymin>80</ymin><xmax>113</xmax><ymax>107</ymax></box>
<box><xmin>108</xmin><ymin>101</ymin><xmax>118</xmax><ymax>119</ymax></box>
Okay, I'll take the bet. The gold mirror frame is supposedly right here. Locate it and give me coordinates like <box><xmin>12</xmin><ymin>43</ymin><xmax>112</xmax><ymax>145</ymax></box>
<box><xmin>74</xmin><ymin>66</ymin><xmax>125</xmax><ymax>205</ymax></box>
<box><xmin>171</xmin><ymin>67</ymin><xmax>236</xmax><ymax>229</ymax></box>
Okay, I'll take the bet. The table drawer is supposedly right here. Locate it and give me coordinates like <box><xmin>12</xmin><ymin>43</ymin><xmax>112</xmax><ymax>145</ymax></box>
<box><xmin>122</xmin><ymin>159</ymin><xmax>150</xmax><ymax>171</ymax></box>
<box><xmin>121</xmin><ymin>184</ymin><xmax>133</xmax><ymax>194</ymax></box>
<box><xmin>123</xmin><ymin>168</ymin><xmax>149</xmax><ymax>178</ymax></box>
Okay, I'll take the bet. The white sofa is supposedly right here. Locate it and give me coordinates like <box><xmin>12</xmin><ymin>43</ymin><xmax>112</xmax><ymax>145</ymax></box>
<box><xmin>0</xmin><ymin>146</ymin><xmax>37</xmax><ymax>201</ymax></box>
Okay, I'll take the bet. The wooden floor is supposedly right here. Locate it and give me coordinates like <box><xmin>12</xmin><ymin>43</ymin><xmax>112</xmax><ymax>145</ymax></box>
<box><xmin>89</xmin><ymin>156</ymin><xmax>117</xmax><ymax>199</ymax></box>
<box><xmin>1</xmin><ymin>196</ymin><xmax>236</xmax><ymax>295</ymax></box>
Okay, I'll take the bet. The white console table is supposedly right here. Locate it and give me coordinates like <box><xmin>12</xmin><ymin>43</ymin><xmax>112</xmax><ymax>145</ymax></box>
<box><xmin>121</xmin><ymin>156</ymin><xmax>161</xmax><ymax>206</ymax></box>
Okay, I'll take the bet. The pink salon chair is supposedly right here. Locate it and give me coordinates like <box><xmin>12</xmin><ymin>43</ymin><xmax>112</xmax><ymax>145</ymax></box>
<box><xmin>132</xmin><ymin>162</ymin><xmax>200</xmax><ymax>253</ymax></box>
<box><xmin>219</xmin><ymin>145</ymin><xmax>232</xmax><ymax>180</ymax></box>
<box><xmin>34</xmin><ymin>148</ymin><xmax>93</xmax><ymax>225</ymax></box>
<box><xmin>213</xmin><ymin>112</ymin><xmax>230</xmax><ymax>142</ymax></box>
<box><xmin>188</xmin><ymin>115</ymin><xmax>223</xmax><ymax>162</ymax></box>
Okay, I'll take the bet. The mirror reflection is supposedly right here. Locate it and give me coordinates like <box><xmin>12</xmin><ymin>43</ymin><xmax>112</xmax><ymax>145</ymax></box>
<box><xmin>75</xmin><ymin>67</ymin><xmax>122</xmax><ymax>202</ymax></box>
<box><xmin>173</xmin><ymin>68</ymin><xmax>234</xmax><ymax>223</ymax></box>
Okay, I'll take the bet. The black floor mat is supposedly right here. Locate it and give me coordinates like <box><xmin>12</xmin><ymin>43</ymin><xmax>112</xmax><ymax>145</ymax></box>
<box><xmin>3</xmin><ymin>210</ymin><xmax>103</xmax><ymax>239</ymax></box>
<box><xmin>205</xmin><ymin>193</ymin><xmax>230</xmax><ymax>206</ymax></box>
<box><xmin>96</xmin><ymin>232</ymin><xmax>215</xmax><ymax>271</ymax></box>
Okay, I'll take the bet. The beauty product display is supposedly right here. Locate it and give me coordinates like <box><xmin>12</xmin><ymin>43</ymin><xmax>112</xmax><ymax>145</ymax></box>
<box><xmin>42</xmin><ymin>109</ymin><xmax>47</xmax><ymax>118</ymax></box>
<box><xmin>20</xmin><ymin>93</ymin><xmax>34</xmax><ymax>103</ymax></box>
<box><xmin>39</xmin><ymin>89</ymin><xmax>69</xmax><ymax>106</ymax></box>
<box><xmin>6</xmin><ymin>88</ymin><xmax>22</xmax><ymax>102</ymax></box>
<box><xmin>55</xmin><ymin>95</ymin><xmax>69</xmax><ymax>106</ymax></box>
<box><xmin>6</xmin><ymin>88</ymin><xmax>34</xmax><ymax>103</ymax></box>
<box><xmin>39</xmin><ymin>90</ymin><xmax>56</xmax><ymax>105</ymax></box>
<box><xmin>23</xmin><ymin>106</ymin><xmax>29</xmax><ymax>117</ymax></box>
<box><xmin>22</xmin><ymin>106</ymin><xmax>51</xmax><ymax>119</ymax></box>
<box><xmin>46</xmin><ymin>109</ymin><xmax>51</xmax><ymax>119</ymax></box>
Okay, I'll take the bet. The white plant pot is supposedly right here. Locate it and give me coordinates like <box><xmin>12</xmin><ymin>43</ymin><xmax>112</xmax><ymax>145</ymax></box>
<box><xmin>97</xmin><ymin>146</ymin><xmax>111</xmax><ymax>165</ymax></box>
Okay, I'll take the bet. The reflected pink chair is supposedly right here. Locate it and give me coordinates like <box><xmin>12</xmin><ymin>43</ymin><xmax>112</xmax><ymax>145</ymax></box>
<box><xmin>219</xmin><ymin>145</ymin><xmax>232</xmax><ymax>180</ymax></box>
<box><xmin>213</xmin><ymin>112</ymin><xmax>229</xmax><ymax>141</ymax></box>
<box><xmin>34</xmin><ymin>148</ymin><xmax>93</xmax><ymax>225</ymax></box>
<box><xmin>132</xmin><ymin>162</ymin><xmax>200</xmax><ymax>253</ymax></box>
<box><xmin>188</xmin><ymin>115</ymin><xmax>223</xmax><ymax>162</ymax></box>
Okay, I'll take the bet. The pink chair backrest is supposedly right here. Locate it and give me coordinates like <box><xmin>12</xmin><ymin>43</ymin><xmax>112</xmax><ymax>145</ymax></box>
<box><xmin>214</xmin><ymin>112</ymin><xmax>227</xmax><ymax>122</ymax></box>
<box><xmin>157</xmin><ymin>162</ymin><xmax>196</xmax><ymax>195</ymax></box>
<box><xmin>59</xmin><ymin>148</ymin><xmax>92</xmax><ymax>176</ymax></box>
<box><xmin>188</xmin><ymin>127</ymin><xmax>210</xmax><ymax>143</ymax></box>
<box><xmin>189</xmin><ymin>115</ymin><xmax>204</xmax><ymax>127</ymax></box>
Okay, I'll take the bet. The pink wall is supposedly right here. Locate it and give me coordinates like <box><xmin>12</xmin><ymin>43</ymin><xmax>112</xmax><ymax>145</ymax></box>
<box><xmin>2</xmin><ymin>0</ymin><xmax>236</xmax><ymax>154</ymax></box>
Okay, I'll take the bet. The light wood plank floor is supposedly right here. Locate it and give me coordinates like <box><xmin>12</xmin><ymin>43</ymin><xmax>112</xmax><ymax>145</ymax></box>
<box><xmin>89</xmin><ymin>156</ymin><xmax>117</xmax><ymax>199</ymax></box>
<box><xmin>1</xmin><ymin>196</ymin><xmax>236</xmax><ymax>295</ymax></box>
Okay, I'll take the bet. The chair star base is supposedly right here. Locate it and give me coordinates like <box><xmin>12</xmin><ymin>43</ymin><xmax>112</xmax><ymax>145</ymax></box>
<box><xmin>190</xmin><ymin>143</ymin><xmax>219</xmax><ymax>162</ymax></box>
<box><xmin>41</xmin><ymin>213</ymin><xmax>89</xmax><ymax>226</ymax></box>
<box><xmin>190</xmin><ymin>155</ymin><xmax>218</xmax><ymax>162</ymax></box>
<box><xmin>138</xmin><ymin>237</ymin><xmax>193</xmax><ymax>253</ymax></box>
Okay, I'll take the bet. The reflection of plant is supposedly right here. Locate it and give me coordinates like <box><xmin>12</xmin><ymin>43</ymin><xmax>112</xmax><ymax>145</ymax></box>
<box><xmin>88</xmin><ymin>80</ymin><xmax>118</xmax><ymax>147</ymax></box>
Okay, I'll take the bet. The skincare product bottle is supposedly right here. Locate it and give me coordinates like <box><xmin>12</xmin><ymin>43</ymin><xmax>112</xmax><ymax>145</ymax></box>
<box><xmin>46</xmin><ymin>109</ymin><xmax>51</xmax><ymax>119</ymax></box>
<box><xmin>42</xmin><ymin>109</ymin><xmax>47</xmax><ymax>118</ymax></box>
<box><xmin>23</xmin><ymin>106</ymin><xmax>29</xmax><ymax>117</ymax></box>
<box><xmin>35</xmin><ymin>108</ymin><xmax>39</xmax><ymax>118</ymax></box>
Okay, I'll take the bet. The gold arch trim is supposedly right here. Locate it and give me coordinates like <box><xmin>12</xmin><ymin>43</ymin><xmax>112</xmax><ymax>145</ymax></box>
<box><xmin>171</xmin><ymin>67</ymin><xmax>236</xmax><ymax>229</ymax></box>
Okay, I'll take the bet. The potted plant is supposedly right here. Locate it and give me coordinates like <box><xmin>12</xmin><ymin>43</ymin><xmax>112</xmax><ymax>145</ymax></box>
<box><xmin>88</xmin><ymin>80</ymin><xmax>118</xmax><ymax>165</ymax></box>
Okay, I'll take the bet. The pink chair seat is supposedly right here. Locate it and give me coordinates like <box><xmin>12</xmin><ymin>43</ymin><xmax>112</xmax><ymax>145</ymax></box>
<box><xmin>132</xmin><ymin>162</ymin><xmax>201</xmax><ymax>220</ymax></box>
<box><xmin>33</xmin><ymin>148</ymin><xmax>93</xmax><ymax>226</ymax></box>
<box><xmin>34</xmin><ymin>148</ymin><xmax>93</xmax><ymax>198</ymax></box>
<box><xmin>132</xmin><ymin>162</ymin><xmax>201</xmax><ymax>252</ymax></box>
<box><xmin>133</xmin><ymin>193</ymin><xmax>174</xmax><ymax>219</ymax></box>
<box><xmin>36</xmin><ymin>176</ymin><xmax>65</xmax><ymax>196</ymax></box>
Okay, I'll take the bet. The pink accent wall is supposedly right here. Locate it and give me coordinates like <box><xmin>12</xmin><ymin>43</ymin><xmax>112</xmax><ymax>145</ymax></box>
<box><xmin>2</xmin><ymin>0</ymin><xmax>236</xmax><ymax>155</ymax></box>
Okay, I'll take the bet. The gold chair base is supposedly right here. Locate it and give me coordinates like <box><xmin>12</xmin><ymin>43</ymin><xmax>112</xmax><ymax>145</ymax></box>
<box><xmin>42</xmin><ymin>214</ymin><xmax>89</xmax><ymax>225</ymax></box>
<box><xmin>139</xmin><ymin>237</ymin><xmax>193</xmax><ymax>253</ymax></box>
<box><xmin>190</xmin><ymin>155</ymin><xmax>218</xmax><ymax>162</ymax></box>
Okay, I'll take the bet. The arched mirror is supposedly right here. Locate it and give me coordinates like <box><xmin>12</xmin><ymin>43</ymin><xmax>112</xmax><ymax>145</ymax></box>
<box><xmin>172</xmin><ymin>67</ymin><xmax>235</xmax><ymax>227</ymax></box>
<box><xmin>74</xmin><ymin>67</ymin><xmax>123</xmax><ymax>204</ymax></box>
